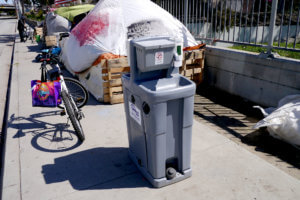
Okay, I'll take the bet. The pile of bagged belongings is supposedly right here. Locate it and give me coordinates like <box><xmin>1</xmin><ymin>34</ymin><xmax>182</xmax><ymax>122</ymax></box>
<box><xmin>45</xmin><ymin>12</ymin><xmax>71</xmax><ymax>36</ymax></box>
<box><xmin>61</xmin><ymin>0</ymin><xmax>198</xmax><ymax>73</ymax></box>
<box><xmin>54</xmin><ymin>4</ymin><xmax>95</xmax><ymax>30</ymax></box>
<box><xmin>254</xmin><ymin>95</ymin><xmax>300</xmax><ymax>149</ymax></box>
<box><xmin>45</xmin><ymin>4</ymin><xmax>95</xmax><ymax>36</ymax></box>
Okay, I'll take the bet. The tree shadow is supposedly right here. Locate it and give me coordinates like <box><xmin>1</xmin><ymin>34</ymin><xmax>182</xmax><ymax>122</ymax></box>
<box><xmin>8</xmin><ymin>111</ymin><xmax>82</xmax><ymax>153</ymax></box>
<box><xmin>194</xmin><ymin>84</ymin><xmax>300</xmax><ymax>169</ymax></box>
<box><xmin>27</xmin><ymin>44</ymin><xmax>43</xmax><ymax>52</ymax></box>
<box><xmin>0</xmin><ymin>34</ymin><xmax>14</xmax><ymax>43</ymax></box>
<box><xmin>193</xmin><ymin>111</ymin><xmax>247</xmax><ymax>139</ymax></box>
<box><xmin>41</xmin><ymin>147</ymin><xmax>152</xmax><ymax>190</ymax></box>
<box><xmin>0</xmin><ymin>17</ymin><xmax>17</xmax><ymax>20</ymax></box>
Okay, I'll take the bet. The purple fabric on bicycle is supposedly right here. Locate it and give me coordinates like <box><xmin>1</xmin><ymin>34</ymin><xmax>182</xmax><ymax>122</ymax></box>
<box><xmin>31</xmin><ymin>80</ymin><xmax>62</xmax><ymax>107</ymax></box>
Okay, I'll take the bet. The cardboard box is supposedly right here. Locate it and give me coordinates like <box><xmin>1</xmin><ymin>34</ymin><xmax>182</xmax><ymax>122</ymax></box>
<box><xmin>45</xmin><ymin>36</ymin><xmax>57</xmax><ymax>47</ymax></box>
<box><xmin>35</xmin><ymin>27</ymin><xmax>43</xmax><ymax>36</ymax></box>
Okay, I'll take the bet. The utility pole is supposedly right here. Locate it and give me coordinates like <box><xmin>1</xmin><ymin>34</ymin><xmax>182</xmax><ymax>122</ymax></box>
<box><xmin>21</xmin><ymin>0</ymin><xmax>24</xmax><ymax>14</ymax></box>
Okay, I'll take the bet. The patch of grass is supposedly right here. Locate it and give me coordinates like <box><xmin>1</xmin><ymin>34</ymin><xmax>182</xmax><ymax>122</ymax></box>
<box><xmin>230</xmin><ymin>42</ymin><xmax>300</xmax><ymax>60</ymax></box>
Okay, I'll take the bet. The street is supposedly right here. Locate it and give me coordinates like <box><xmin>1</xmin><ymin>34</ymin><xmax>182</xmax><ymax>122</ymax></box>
<box><xmin>1</xmin><ymin>17</ymin><xmax>300</xmax><ymax>200</ymax></box>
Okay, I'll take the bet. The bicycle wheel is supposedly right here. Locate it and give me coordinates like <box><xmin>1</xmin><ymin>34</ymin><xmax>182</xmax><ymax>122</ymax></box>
<box><xmin>23</xmin><ymin>28</ymin><xmax>28</xmax><ymax>42</ymax></box>
<box><xmin>61</xmin><ymin>90</ymin><xmax>85</xmax><ymax>141</ymax></box>
<box><xmin>57</xmin><ymin>77</ymin><xmax>89</xmax><ymax>109</ymax></box>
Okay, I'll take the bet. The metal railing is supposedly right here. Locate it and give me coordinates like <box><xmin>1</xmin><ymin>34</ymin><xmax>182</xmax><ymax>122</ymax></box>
<box><xmin>153</xmin><ymin>0</ymin><xmax>300</xmax><ymax>54</ymax></box>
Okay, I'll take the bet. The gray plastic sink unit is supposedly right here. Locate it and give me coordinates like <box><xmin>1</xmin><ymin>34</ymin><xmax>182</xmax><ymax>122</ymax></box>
<box><xmin>124</xmin><ymin>74</ymin><xmax>195</xmax><ymax>103</ymax></box>
<box><xmin>134</xmin><ymin>38</ymin><xmax>175</xmax><ymax>72</ymax></box>
<box><xmin>122</xmin><ymin>36</ymin><xmax>196</xmax><ymax>188</ymax></box>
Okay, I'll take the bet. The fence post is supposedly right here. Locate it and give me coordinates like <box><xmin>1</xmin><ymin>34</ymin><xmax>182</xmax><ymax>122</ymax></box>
<box><xmin>267</xmin><ymin>0</ymin><xmax>278</xmax><ymax>55</ymax></box>
<box><xmin>184</xmin><ymin>0</ymin><xmax>188</xmax><ymax>26</ymax></box>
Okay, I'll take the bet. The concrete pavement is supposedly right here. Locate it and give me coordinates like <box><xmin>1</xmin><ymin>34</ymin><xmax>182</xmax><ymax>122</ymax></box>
<box><xmin>1</xmin><ymin>33</ymin><xmax>300</xmax><ymax>200</ymax></box>
<box><xmin>0</xmin><ymin>17</ymin><xmax>16</xmax><ymax>144</ymax></box>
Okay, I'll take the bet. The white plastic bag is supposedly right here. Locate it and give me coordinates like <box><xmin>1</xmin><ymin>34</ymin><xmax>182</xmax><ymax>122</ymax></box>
<box><xmin>46</xmin><ymin>12</ymin><xmax>71</xmax><ymax>36</ymax></box>
<box><xmin>65</xmin><ymin>0</ymin><xmax>198</xmax><ymax>72</ymax></box>
<box><xmin>254</xmin><ymin>95</ymin><xmax>300</xmax><ymax>148</ymax></box>
<box><xmin>77</xmin><ymin>65</ymin><xmax>104</xmax><ymax>101</ymax></box>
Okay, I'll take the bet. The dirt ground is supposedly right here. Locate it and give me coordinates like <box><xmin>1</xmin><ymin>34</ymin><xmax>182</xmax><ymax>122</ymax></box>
<box><xmin>193</xmin><ymin>84</ymin><xmax>300</xmax><ymax>180</ymax></box>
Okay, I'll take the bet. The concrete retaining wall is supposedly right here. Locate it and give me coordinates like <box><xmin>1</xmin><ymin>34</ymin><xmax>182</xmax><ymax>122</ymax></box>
<box><xmin>204</xmin><ymin>46</ymin><xmax>300</xmax><ymax>107</ymax></box>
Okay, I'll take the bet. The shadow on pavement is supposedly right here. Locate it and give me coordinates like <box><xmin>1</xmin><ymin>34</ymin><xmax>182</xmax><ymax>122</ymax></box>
<box><xmin>27</xmin><ymin>44</ymin><xmax>42</xmax><ymax>52</ymax></box>
<box><xmin>242</xmin><ymin>129</ymin><xmax>300</xmax><ymax>169</ymax></box>
<box><xmin>0</xmin><ymin>34</ymin><xmax>15</xmax><ymax>43</ymax></box>
<box><xmin>0</xmin><ymin>17</ymin><xmax>17</xmax><ymax>20</ymax></box>
<box><xmin>42</xmin><ymin>147</ymin><xmax>151</xmax><ymax>190</ymax></box>
<box><xmin>194</xmin><ymin>84</ymin><xmax>300</xmax><ymax>170</ymax></box>
<box><xmin>8</xmin><ymin>111</ymin><xmax>82</xmax><ymax>152</ymax></box>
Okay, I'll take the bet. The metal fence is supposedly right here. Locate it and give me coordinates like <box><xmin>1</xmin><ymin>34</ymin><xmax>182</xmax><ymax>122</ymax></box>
<box><xmin>153</xmin><ymin>0</ymin><xmax>300</xmax><ymax>54</ymax></box>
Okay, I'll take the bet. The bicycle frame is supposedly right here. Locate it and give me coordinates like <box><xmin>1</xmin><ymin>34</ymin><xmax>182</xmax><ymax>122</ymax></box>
<box><xmin>56</xmin><ymin>64</ymin><xmax>81</xmax><ymax>115</ymax></box>
<box><xmin>38</xmin><ymin>44</ymin><xmax>85</xmax><ymax>141</ymax></box>
<box><xmin>40</xmin><ymin>58</ymin><xmax>81</xmax><ymax>114</ymax></box>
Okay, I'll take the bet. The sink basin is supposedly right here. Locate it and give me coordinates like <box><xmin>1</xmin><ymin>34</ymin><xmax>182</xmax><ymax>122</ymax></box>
<box><xmin>139</xmin><ymin>75</ymin><xmax>193</xmax><ymax>92</ymax></box>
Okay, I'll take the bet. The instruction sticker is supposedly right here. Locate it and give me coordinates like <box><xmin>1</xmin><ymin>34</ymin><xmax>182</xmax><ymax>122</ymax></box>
<box><xmin>155</xmin><ymin>51</ymin><xmax>164</xmax><ymax>65</ymax></box>
<box><xmin>129</xmin><ymin>101</ymin><xmax>141</xmax><ymax>126</ymax></box>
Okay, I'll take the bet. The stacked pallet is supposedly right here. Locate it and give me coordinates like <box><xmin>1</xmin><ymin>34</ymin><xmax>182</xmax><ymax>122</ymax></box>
<box><xmin>34</xmin><ymin>27</ymin><xmax>43</xmax><ymax>42</ymax></box>
<box><xmin>101</xmin><ymin>57</ymin><xmax>130</xmax><ymax>104</ymax></box>
<box><xmin>45</xmin><ymin>36</ymin><xmax>57</xmax><ymax>47</ymax></box>
<box><xmin>101</xmin><ymin>49</ymin><xmax>204</xmax><ymax>104</ymax></box>
<box><xmin>35</xmin><ymin>27</ymin><xmax>43</xmax><ymax>37</ymax></box>
<box><xmin>79</xmin><ymin>49</ymin><xmax>205</xmax><ymax>104</ymax></box>
<box><xmin>180</xmin><ymin>49</ymin><xmax>205</xmax><ymax>85</ymax></box>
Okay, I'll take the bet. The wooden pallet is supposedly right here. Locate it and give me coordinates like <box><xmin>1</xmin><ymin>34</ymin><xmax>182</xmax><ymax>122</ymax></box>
<box><xmin>35</xmin><ymin>27</ymin><xmax>43</xmax><ymax>37</ymax></box>
<box><xmin>45</xmin><ymin>35</ymin><xmax>57</xmax><ymax>47</ymax></box>
<box><xmin>180</xmin><ymin>49</ymin><xmax>205</xmax><ymax>85</ymax></box>
<box><xmin>101</xmin><ymin>57</ymin><xmax>130</xmax><ymax>104</ymax></box>
<box><xmin>100</xmin><ymin>49</ymin><xmax>204</xmax><ymax>104</ymax></box>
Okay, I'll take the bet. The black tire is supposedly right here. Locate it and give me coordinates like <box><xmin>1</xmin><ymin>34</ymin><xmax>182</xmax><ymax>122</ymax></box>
<box><xmin>41</xmin><ymin>63</ymin><xmax>47</xmax><ymax>82</ymax></box>
<box><xmin>57</xmin><ymin>77</ymin><xmax>89</xmax><ymax>109</ymax></box>
<box><xmin>61</xmin><ymin>90</ymin><xmax>85</xmax><ymax>141</ymax></box>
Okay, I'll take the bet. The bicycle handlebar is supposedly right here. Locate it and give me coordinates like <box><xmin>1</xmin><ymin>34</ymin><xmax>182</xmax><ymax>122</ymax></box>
<box><xmin>59</xmin><ymin>32</ymin><xmax>69</xmax><ymax>41</ymax></box>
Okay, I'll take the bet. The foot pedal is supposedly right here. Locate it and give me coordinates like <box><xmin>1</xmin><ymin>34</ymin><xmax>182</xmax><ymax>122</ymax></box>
<box><xmin>60</xmin><ymin>110</ymin><xmax>66</xmax><ymax>116</ymax></box>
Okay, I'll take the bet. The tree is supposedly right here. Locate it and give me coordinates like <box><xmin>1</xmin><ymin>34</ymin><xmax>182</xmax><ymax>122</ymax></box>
<box><xmin>21</xmin><ymin>0</ymin><xmax>54</xmax><ymax>7</ymax></box>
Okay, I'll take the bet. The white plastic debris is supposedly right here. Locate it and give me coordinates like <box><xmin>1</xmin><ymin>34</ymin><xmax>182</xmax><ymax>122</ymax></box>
<box><xmin>46</xmin><ymin>12</ymin><xmax>71</xmax><ymax>36</ymax></box>
<box><xmin>64</xmin><ymin>0</ymin><xmax>198</xmax><ymax>72</ymax></box>
<box><xmin>254</xmin><ymin>95</ymin><xmax>300</xmax><ymax>148</ymax></box>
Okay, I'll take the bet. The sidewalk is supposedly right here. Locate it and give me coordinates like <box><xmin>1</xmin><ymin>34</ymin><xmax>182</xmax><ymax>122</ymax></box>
<box><xmin>0</xmin><ymin>17</ymin><xmax>16</xmax><ymax>144</ymax></box>
<box><xmin>2</xmin><ymin>39</ymin><xmax>300</xmax><ymax>200</ymax></box>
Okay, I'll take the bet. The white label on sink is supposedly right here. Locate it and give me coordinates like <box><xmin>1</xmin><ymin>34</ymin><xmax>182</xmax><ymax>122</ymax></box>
<box><xmin>155</xmin><ymin>51</ymin><xmax>164</xmax><ymax>65</ymax></box>
<box><xmin>129</xmin><ymin>101</ymin><xmax>141</xmax><ymax>126</ymax></box>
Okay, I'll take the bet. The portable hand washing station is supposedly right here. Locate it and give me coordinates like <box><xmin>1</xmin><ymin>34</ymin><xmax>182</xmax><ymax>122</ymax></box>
<box><xmin>122</xmin><ymin>36</ymin><xmax>196</xmax><ymax>188</ymax></box>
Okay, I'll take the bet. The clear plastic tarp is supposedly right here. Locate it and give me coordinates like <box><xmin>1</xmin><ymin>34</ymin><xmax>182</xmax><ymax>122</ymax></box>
<box><xmin>64</xmin><ymin>0</ymin><xmax>198</xmax><ymax>72</ymax></box>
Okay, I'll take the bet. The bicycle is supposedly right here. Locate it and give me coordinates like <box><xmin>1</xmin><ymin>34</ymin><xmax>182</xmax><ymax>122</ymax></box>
<box><xmin>39</xmin><ymin>49</ymin><xmax>87</xmax><ymax>141</ymax></box>
<box><xmin>23</xmin><ymin>26</ymin><xmax>34</xmax><ymax>43</ymax></box>
<box><xmin>39</xmin><ymin>47</ymin><xmax>89</xmax><ymax>109</ymax></box>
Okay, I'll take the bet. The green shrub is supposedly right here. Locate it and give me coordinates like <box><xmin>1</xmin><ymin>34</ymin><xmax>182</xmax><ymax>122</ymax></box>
<box><xmin>230</xmin><ymin>43</ymin><xmax>300</xmax><ymax>60</ymax></box>
<box><xmin>24</xmin><ymin>9</ymin><xmax>44</xmax><ymax>21</ymax></box>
